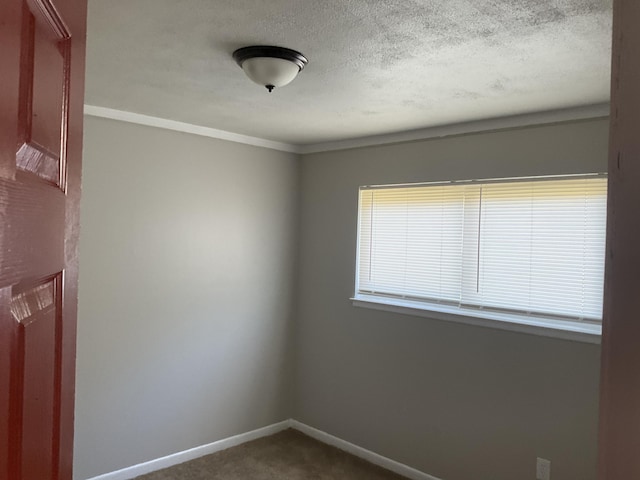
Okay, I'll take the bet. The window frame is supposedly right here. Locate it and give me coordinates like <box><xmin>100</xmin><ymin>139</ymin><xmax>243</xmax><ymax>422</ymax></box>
<box><xmin>351</xmin><ymin>174</ymin><xmax>607</xmax><ymax>344</ymax></box>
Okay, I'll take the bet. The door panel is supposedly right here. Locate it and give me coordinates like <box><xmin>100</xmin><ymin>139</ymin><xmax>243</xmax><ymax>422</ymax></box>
<box><xmin>11</xmin><ymin>276</ymin><xmax>62</xmax><ymax>480</ymax></box>
<box><xmin>17</xmin><ymin>0</ymin><xmax>70</xmax><ymax>188</ymax></box>
<box><xmin>0</xmin><ymin>0</ymin><xmax>86</xmax><ymax>478</ymax></box>
<box><xmin>0</xmin><ymin>2</ymin><xmax>21</xmax><ymax>179</ymax></box>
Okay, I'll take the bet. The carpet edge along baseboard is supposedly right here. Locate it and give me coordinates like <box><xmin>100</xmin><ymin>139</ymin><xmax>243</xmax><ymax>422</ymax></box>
<box><xmin>83</xmin><ymin>419</ymin><xmax>442</xmax><ymax>480</ymax></box>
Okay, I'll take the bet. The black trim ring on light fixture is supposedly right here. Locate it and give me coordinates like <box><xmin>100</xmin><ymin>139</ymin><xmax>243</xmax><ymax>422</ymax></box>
<box><xmin>232</xmin><ymin>46</ymin><xmax>308</xmax><ymax>71</ymax></box>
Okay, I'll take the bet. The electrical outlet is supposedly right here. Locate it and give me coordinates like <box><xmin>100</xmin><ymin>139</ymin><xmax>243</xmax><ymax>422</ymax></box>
<box><xmin>536</xmin><ymin>457</ymin><xmax>551</xmax><ymax>480</ymax></box>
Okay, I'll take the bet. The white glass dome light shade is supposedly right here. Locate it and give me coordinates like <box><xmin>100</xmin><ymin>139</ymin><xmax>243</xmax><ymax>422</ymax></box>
<box><xmin>241</xmin><ymin>57</ymin><xmax>301</xmax><ymax>90</ymax></box>
<box><xmin>232</xmin><ymin>46</ymin><xmax>308</xmax><ymax>92</ymax></box>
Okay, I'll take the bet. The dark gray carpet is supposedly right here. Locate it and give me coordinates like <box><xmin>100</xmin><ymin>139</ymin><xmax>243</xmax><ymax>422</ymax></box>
<box><xmin>133</xmin><ymin>429</ymin><xmax>409</xmax><ymax>479</ymax></box>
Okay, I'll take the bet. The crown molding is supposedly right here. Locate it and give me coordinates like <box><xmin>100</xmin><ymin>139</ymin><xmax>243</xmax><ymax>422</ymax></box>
<box><xmin>83</xmin><ymin>105</ymin><xmax>302</xmax><ymax>154</ymax></box>
<box><xmin>84</xmin><ymin>103</ymin><xmax>610</xmax><ymax>156</ymax></box>
<box><xmin>299</xmin><ymin>103</ymin><xmax>611</xmax><ymax>154</ymax></box>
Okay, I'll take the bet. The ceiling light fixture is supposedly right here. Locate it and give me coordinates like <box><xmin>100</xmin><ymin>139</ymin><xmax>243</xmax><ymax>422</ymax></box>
<box><xmin>232</xmin><ymin>46</ymin><xmax>308</xmax><ymax>93</ymax></box>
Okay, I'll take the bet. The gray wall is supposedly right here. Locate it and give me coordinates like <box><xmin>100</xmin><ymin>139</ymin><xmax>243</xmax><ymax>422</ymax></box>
<box><xmin>294</xmin><ymin>119</ymin><xmax>608</xmax><ymax>480</ymax></box>
<box><xmin>74</xmin><ymin>116</ymin><xmax>299</xmax><ymax>479</ymax></box>
<box><xmin>76</xmin><ymin>116</ymin><xmax>608</xmax><ymax>480</ymax></box>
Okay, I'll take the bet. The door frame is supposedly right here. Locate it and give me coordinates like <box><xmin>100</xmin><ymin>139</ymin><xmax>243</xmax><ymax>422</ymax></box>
<box><xmin>598</xmin><ymin>0</ymin><xmax>640</xmax><ymax>478</ymax></box>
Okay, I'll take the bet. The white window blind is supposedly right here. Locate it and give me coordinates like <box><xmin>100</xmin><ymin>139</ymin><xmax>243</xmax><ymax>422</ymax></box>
<box><xmin>356</xmin><ymin>176</ymin><xmax>607</xmax><ymax>322</ymax></box>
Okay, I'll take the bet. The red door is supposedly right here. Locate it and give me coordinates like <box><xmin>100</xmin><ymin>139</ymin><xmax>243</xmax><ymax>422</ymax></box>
<box><xmin>0</xmin><ymin>0</ymin><xmax>86</xmax><ymax>479</ymax></box>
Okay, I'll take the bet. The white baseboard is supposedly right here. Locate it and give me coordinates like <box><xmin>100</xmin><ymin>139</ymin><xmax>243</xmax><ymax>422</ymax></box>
<box><xmin>289</xmin><ymin>420</ymin><xmax>442</xmax><ymax>480</ymax></box>
<box><xmin>85</xmin><ymin>418</ymin><xmax>441</xmax><ymax>480</ymax></box>
<box><xmin>85</xmin><ymin>420</ymin><xmax>291</xmax><ymax>480</ymax></box>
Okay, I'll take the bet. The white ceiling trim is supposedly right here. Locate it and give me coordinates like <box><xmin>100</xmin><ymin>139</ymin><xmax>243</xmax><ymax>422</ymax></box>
<box><xmin>300</xmin><ymin>103</ymin><xmax>611</xmax><ymax>154</ymax></box>
<box><xmin>84</xmin><ymin>103</ymin><xmax>609</xmax><ymax>156</ymax></box>
<box><xmin>83</xmin><ymin>105</ymin><xmax>302</xmax><ymax>153</ymax></box>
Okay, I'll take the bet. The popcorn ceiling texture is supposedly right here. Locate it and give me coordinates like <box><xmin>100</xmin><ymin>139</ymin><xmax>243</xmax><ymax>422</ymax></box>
<box><xmin>85</xmin><ymin>0</ymin><xmax>612</xmax><ymax>145</ymax></box>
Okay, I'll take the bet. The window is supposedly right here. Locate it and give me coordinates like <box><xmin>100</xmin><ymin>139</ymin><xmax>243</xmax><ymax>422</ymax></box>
<box><xmin>353</xmin><ymin>175</ymin><xmax>607</xmax><ymax>340</ymax></box>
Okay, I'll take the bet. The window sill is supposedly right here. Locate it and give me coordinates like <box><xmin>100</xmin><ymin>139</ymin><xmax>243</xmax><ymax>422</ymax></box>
<box><xmin>351</xmin><ymin>294</ymin><xmax>601</xmax><ymax>344</ymax></box>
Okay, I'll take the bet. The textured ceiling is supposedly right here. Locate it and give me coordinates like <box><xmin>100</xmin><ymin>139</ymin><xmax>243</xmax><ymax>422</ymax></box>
<box><xmin>84</xmin><ymin>0</ymin><xmax>612</xmax><ymax>146</ymax></box>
